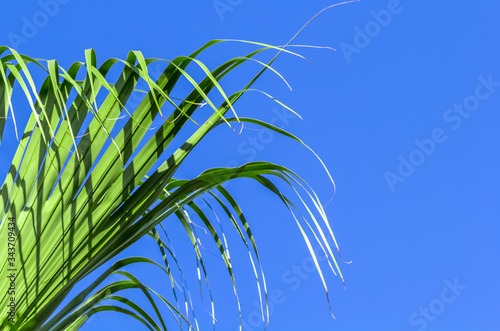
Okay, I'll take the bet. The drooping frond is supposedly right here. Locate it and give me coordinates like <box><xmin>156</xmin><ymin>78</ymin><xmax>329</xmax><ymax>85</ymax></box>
<box><xmin>0</xmin><ymin>40</ymin><xmax>344</xmax><ymax>331</ymax></box>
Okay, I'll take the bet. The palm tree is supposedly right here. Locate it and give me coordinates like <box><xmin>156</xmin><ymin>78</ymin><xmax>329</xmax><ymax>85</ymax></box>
<box><xmin>0</xmin><ymin>38</ymin><xmax>344</xmax><ymax>330</ymax></box>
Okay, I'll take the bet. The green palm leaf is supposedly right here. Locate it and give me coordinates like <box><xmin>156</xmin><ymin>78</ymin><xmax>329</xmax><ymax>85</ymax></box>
<box><xmin>0</xmin><ymin>39</ymin><xmax>345</xmax><ymax>331</ymax></box>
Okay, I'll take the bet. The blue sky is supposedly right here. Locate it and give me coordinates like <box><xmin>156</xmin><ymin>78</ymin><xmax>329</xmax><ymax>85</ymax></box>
<box><xmin>1</xmin><ymin>0</ymin><xmax>499</xmax><ymax>330</ymax></box>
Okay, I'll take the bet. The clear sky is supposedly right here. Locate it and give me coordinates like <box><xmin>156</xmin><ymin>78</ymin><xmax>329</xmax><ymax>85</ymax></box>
<box><xmin>1</xmin><ymin>0</ymin><xmax>499</xmax><ymax>330</ymax></box>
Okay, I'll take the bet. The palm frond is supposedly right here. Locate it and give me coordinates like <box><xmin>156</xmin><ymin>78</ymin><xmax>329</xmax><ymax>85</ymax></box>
<box><xmin>0</xmin><ymin>40</ymin><xmax>344</xmax><ymax>331</ymax></box>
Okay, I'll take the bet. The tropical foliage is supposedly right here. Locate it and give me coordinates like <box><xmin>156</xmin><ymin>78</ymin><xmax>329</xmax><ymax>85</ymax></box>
<box><xmin>0</xmin><ymin>39</ymin><xmax>344</xmax><ymax>330</ymax></box>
